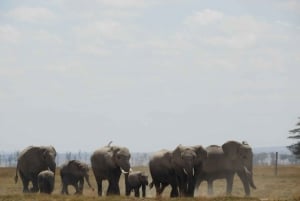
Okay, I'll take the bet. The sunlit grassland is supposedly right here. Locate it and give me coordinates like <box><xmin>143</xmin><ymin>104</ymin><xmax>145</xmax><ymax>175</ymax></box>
<box><xmin>0</xmin><ymin>166</ymin><xmax>299</xmax><ymax>201</ymax></box>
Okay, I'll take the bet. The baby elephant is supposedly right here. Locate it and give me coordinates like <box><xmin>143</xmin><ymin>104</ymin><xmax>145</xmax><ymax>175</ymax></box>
<box><xmin>126</xmin><ymin>171</ymin><xmax>148</xmax><ymax>197</ymax></box>
<box><xmin>60</xmin><ymin>160</ymin><xmax>94</xmax><ymax>195</ymax></box>
<box><xmin>38</xmin><ymin>170</ymin><xmax>55</xmax><ymax>194</ymax></box>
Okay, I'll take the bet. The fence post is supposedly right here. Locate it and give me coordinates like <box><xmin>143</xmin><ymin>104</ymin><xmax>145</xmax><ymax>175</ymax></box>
<box><xmin>275</xmin><ymin>152</ymin><xmax>278</xmax><ymax>176</ymax></box>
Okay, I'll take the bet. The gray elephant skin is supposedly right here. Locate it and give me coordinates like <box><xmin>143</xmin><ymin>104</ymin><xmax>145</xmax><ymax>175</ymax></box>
<box><xmin>125</xmin><ymin>171</ymin><xmax>148</xmax><ymax>197</ymax></box>
<box><xmin>60</xmin><ymin>160</ymin><xmax>94</xmax><ymax>195</ymax></box>
<box><xmin>149</xmin><ymin>145</ymin><xmax>207</xmax><ymax>197</ymax></box>
<box><xmin>196</xmin><ymin>141</ymin><xmax>256</xmax><ymax>196</ymax></box>
<box><xmin>15</xmin><ymin>146</ymin><xmax>57</xmax><ymax>192</ymax></box>
<box><xmin>38</xmin><ymin>170</ymin><xmax>55</xmax><ymax>194</ymax></box>
<box><xmin>91</xmin><ymin>145</ymin><xmax>131</xmax><ymax>196</ymax></box>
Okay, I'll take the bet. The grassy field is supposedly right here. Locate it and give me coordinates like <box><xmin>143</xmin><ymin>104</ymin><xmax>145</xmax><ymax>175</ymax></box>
<box><xmin>0</xmin><ymin>165</ymin><xmax>299</xmax><ymax>201</ymax></box>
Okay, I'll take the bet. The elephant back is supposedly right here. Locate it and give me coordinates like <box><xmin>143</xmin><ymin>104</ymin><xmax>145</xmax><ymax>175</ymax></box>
<box><xmin>62</xmin><ymin>160</ymin><xmax>89</xmax><ymax>176</ymax></box>
<box><xmin>17</xmin><ymin>146</ymin><xmax>47</xmax><ymax>171</ymax></box>
<box><xmin>206</xmin><ymin>145</ymin><xmax>224</xmax><ymax>158</ymax></box>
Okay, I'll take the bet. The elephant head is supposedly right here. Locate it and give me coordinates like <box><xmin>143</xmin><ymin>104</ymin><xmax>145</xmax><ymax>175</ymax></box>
<box><xmin>138</xmin><ymin>172</ymin><xmax>149</xmax><ymax>186</ymax></box>
<box><xmin>111</xmin><ymin>146</ymin><xmax>131</xmax><ymax>173</ymax></box>
<box><xmin>222</xmin><ymin>141</ymin><xmax>256</xmax><ymax>189</ymax></box>
<box><xmin>40</xmin><ymin>146</ymin><xmax>57</xmax><ymax>173</ymax></box>
<box><xmin>172</xmin><ymin>145</ymin><xmax>207</xmax><ymax>177</ymax></box>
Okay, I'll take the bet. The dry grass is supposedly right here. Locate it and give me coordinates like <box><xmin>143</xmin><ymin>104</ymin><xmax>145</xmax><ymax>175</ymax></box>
<box><xmin>0</xmin><ymin>166</ymin><xmax>299</xmax><ymax>201</ymax></box>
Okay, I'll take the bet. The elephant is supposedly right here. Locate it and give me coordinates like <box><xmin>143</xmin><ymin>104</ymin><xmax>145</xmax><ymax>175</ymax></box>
<box><xmin>195</xmin><ymin>141</ymin><xmax>256</xmax><ymax>196</ymax></box>
<box><xmin>125</xmin><ymin>171</ymin><xmax>148</xmax><ymax>197</ymax></box>
<box><xmin>60</xmin><ymin>160</ymin><xmax>94</xmax><ymax>195</ymax></box>
<box><xmin>90</xmin><ymin>144</ymin><xmax>131</xmax><ymax>196</ymax></box>
<box><xmin>38</xmin><ymin>170</ymin><xmax>55</xmax><ymax>194</ymax></box>
<box><xmin>15</xmin><ymin>146</ymin><xmax>57</xmax><ymax>192</ymax></box>
<box><xmin>149</xmin><ymin>145</ymin><xmax>207</xmax><ymax>197</ymax></box>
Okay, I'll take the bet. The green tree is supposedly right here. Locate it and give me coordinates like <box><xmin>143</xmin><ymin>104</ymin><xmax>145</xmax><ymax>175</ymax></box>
<box><xmin>288</xmin><ymin>117</ymin><xmax>300</xmax><ymax>159</ymax></box>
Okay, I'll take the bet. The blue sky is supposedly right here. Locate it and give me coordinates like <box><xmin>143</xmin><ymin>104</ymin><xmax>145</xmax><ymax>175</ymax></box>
<box><xmin>0</xmin><ymin>0</ymin><xmax>299</xmax><ymax>152</ymax></box>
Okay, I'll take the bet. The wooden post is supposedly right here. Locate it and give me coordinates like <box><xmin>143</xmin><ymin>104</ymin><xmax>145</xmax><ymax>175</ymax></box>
<box><xmin>275</xmin><ymin>152</ymin><xmax>278</xmax><ymax>176</ymax></box>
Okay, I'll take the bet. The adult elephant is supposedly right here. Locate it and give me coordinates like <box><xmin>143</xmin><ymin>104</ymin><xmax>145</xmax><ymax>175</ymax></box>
<box><xmin>60</xmin><ymin>160</ymin><xmax>94</xmax><ymax>195</ymax></box>
<box><xmin>149</xmin><ymin>145</ymin><xmax>207</xmax><ymax>197</ymax></box>
<box><xmin>91</xmin><ymin>144</ymin><xmax>131</xmax><ymax>196</ymax></box>
<box><xmin>15</xmin><ymin>146</ymin><xmax>57</xmax><ymax>193</ymax></box>
<box><xmin>195</xmin><ymin>141</ymin><xmax>256</xmax><ymax>196</ymax></box>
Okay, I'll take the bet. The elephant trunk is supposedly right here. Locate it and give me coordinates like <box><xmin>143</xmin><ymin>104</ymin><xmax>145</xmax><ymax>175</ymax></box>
<box><xmin>48</xmin><ymin>162</ymin><xmax>56</xmax><ymax>174</ymax></box>
<box><xmin>244</xmin><ymin>166</ymin><xmax>256</xmax><ymax>189</ymax></box>
<box><xmin>120</xmin><ymin>162</ymin><xmax>131</xmax><ymax>174</ymax></box>
<box><xmin>124</xmin><ymin>173</ymin><xmax>130</xmax><ymax>196</ymax></box>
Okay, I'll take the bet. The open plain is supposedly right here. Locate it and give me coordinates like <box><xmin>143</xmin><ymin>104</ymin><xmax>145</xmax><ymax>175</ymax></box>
<box><xmin>0</xmin><ymin>165</ymin><xmax>299</xmax><ymax>201</ymax></box>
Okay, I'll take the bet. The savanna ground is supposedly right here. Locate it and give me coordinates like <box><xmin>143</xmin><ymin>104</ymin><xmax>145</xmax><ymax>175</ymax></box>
<box><xmin>0</xmin><ymin>166</ymin><xmax>299</xmax><ymax>201</ymax></box>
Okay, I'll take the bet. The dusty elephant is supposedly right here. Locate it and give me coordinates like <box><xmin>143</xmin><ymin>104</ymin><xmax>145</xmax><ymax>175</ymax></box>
<box><xmin>15</xmin><ymin>146</ymin><xmax>57</xmax><ymax>193</ymax></box>
<box><xmin>38</xmin><ymin>170</ymin><xmax>55</xmax><ymax>194</ymax></box>
<box><xmin>149</xmin><ymin>145</ymin><xmax>207</xmax><ymax>197</ymax></box>
<box><xmin>195</xmin><ymin>141</ymin><xmax>256</xmax><ymax>196</ymax></box>
<box><xmin>90</xmin><ymin>144</ymin><xmax>131</xmax><ymax>196</ymax></box>
<box><xmin>60</xmin><ymin>160</ymin><xmax>94</xmax><ymax>195</ymax></box>
<box><xmin>125</xmin><ymin>171</ymin><xmax>148</xmax><ymax>197</ymax></box>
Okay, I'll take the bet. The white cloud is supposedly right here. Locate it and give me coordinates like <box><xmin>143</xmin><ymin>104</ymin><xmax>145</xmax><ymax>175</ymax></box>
<box><xmin>7</xmin><ymin>7</ymin><xmax>56</xmax><ymax>23</ymax></box>
<box><xmin>74</xmin><ymin>20</ymin><xmax>124</xmax><ymax>40</ymax></box>
<box><xmin>276</xmin><ymin>0</ymin><xmax>300</xmax><ymax>12</ymax></box>
<box><xmin>0</xmin><ymin>25</ymin><xmax>20</xmax><ymax>43</ymax></box>
<box><xmin>182</xmin><ymin>11</ymin><xmax>270</xmax><ymax>49</ymax></box>
<box><xmin>184</xmin><ymin>9</ymin><xmax>223</xmax><ymax>26</ymax></box>
<box><xmin>79</xmin><ymin>44</ymin><xmax>112</xmax><ymax>56</ymax></box>
<box><xmin>33</xmin><ymin>30</ymin><xmax>63</xmax><ymax>44</ymax></box>
<box><xmin>97</xmin><ymin>0</ymin><xmax>150</xmax><ymax>8</ymax></box>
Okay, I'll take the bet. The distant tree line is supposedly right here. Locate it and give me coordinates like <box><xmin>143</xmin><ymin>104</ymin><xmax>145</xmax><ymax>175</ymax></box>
<box><xmin>0</xmin><ymin>151</ymin><xmax>299</xmax><ymax>167</ymax></box>
<box><xmin>288</xmin><ymin>117</ymin><xmax>300</xmax><ymax>159</ymax></box>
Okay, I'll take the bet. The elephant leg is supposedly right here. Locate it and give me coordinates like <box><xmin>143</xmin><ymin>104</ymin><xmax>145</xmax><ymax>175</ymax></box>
<box><xmin>21</xmin><ymin>178</ymin><xmax>30</xmax><ymax>192</ymax></box>
<box><xmin>237</xmin><ymin>171</ymin><xmax>250</xmax><ymax>196</ymax></box>
<box><xmin>77</xmin><ymin>178</ymin><xmax>84</xmax><ymax>194</ymax></box>
<box><xmin>141</xmin><ymin>184</ymin><xmax>146</xmax><ymax>197</ymax></box>
<box><xmin>153</xmin><ymin>182</ymin><xmax>161</xmax><ymax>197</ymax></box>
<box><xmin>95</xmin><ymin>178</ymin><xmax>103</xmax><ymax>196</ymax></box>
<box><xmin>134</xmin><ymin>187</ymin><xmax>140</xmax><ymax>197</ymax></box>
<box><xmin>125</xmin><ymin>186</ymin><xmax>131</xmax><ymax>196</ymax></box>
<box><xmin>61</xmin><ymin>183</ymin><xmax>68</xmax><ymax>194</ymax></box>
<box><xmin>207</xmin><ymin>179</ymin><xmax>213</xmax><ymax>195</ymax></box>
<box><xmin>226</xmin><ymin>173</ymin><xmax>234</xmax><ymax>195</ymax></box>
<box><xmin>170</xmin><ymin>183</ymin><xmax>179</xmax><ymax>197</ymax></box>
<box><xmin>107</xmin><ymin>179</ymin><xmax>120</xmax><ymax>195</ymax></box>
<box><xmin>31</xmin><ymin>177</ymin><xmax>39</xmax><ymax>192</ymax></box>
<box><xmin>73</xmin><ymin>183</ymin><xmax>80</xmax><ymax>194</ymax></box>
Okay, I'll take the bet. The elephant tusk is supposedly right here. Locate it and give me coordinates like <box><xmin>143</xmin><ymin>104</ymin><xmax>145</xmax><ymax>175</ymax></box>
<box><xmin>120</xmin><ymin>168</ymin><xmax>132</xmax><ymax>174</ymax></box>
<box><xmin>183</xmin><ymin>168</ymin><xmax>195</xmax><ymax>176</ymax></box>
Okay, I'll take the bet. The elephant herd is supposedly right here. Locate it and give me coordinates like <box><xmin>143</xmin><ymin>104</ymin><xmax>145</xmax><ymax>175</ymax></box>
<box><xmin>14</xmin><ymin>140</ymin><xmax>256</xmax><ymax>198</ymax></box>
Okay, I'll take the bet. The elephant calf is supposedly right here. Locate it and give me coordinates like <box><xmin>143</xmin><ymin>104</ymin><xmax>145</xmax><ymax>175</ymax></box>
<box><xmin>60</xmin><ymin>160</ymin><xmax>94</xmax><ymax>195</ymax></box>
<box><xmin>126</xmin><ymin>171</ymin><xmax>148</xmax><ymax>197</ymax></box>
<box><xmin>38</xmin><ymin>170</ymin><xmax>55</xmax><ymax>194</ymax></box>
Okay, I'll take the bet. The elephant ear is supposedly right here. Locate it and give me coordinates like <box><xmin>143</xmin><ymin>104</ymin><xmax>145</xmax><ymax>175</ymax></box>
<box><xmin>222</xmin><ymin>141</ymin><xmax>241</xmax><ymax>160</ymax></box>
<box><xmin>192</xmin><ymin>145</ymin><xmax>208</xmax><ymax>164</ymax></box>
<box><xmin>41</xmin><ymin>148</ymin><xmax>49</xmax><ymax>161</ymax></box>
<box><xmin>171</xmin><ymin>145</ymin><xmax>185</xmax><ymax>167</ymax></box>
